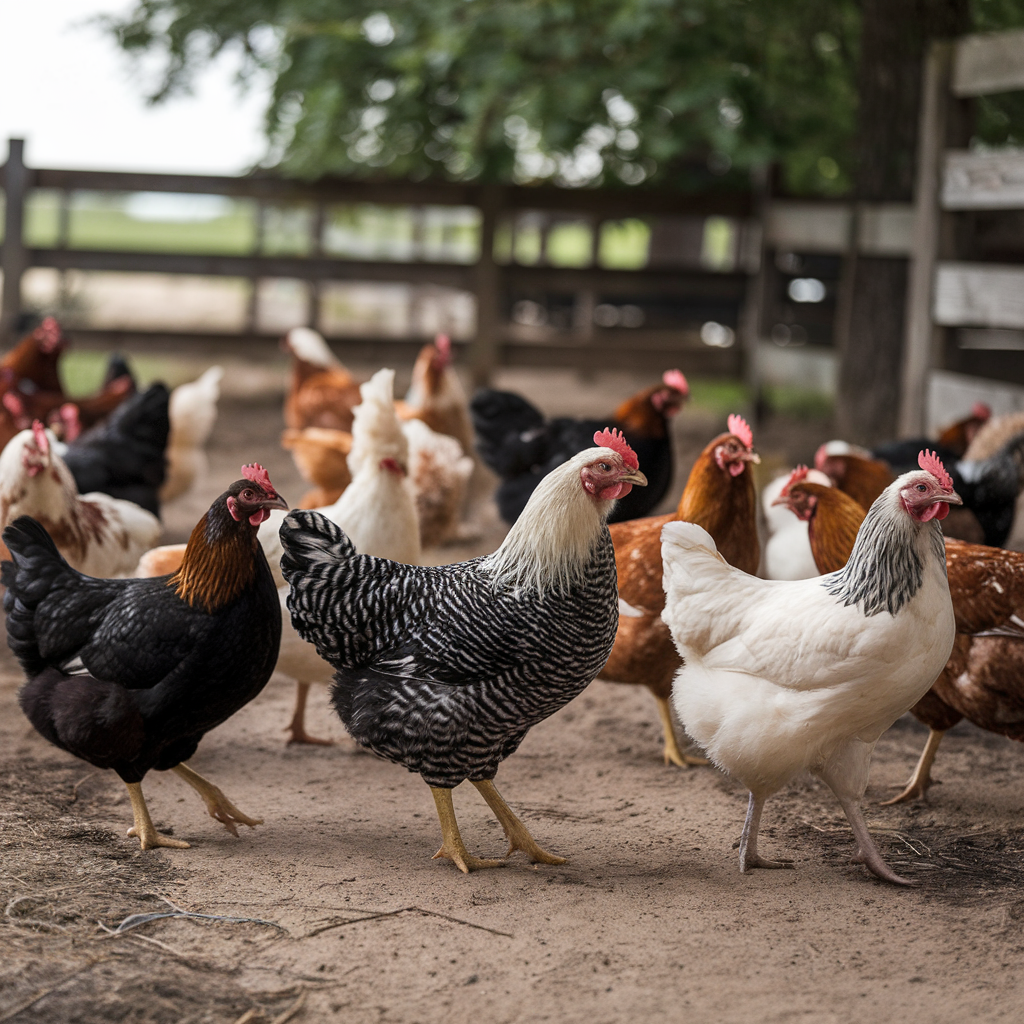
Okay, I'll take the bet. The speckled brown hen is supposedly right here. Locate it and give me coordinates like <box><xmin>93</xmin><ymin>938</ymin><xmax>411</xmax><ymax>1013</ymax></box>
<box><xmin>599</xmin><ymin>415</ymin><xmax>760</xmax><ymax>767</ymax></box>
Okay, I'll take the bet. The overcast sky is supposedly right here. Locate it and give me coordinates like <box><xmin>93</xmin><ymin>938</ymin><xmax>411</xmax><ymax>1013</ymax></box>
<box><xmin>0</xmin><ymin>0</ymin><xmax>271</xmax><ymax>174</ymax></box>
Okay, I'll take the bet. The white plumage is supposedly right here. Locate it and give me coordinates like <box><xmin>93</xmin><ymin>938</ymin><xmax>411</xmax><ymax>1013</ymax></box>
<box><xmin>661</xmin><ymin>466</ymin><xmax>959</xmax><ymax>884</ymax></box>
<box><xmin>760</xmin><ymin>468</ymin><xmax>832</xmax><ymax>581</ymax></box>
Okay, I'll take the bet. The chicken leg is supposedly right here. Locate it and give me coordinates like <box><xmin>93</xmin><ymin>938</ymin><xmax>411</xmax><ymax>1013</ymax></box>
<box><xmin>125</xmin><ymin>782</ymin><xmax>190</xmax><ymax>850</ymax></box>
<box><xmin>655</xmin><ymin>695</ymin><xmax>709</xmax><ymax>768</ymax></box>
<box><xmin>430</xmin><ymin>787</ymin><xmax>504</xmax><ymax>873</ymax></box>
<box><xmin>832</xmin><ymin>792</ymin><xmax>915</xmax><ymax>886</ymax></box>
<box><xmin>285</xmin><ymin>681</ymin><xmax>334</xmax><ymax>745</ymax></box>
<box><xmin>472</xmin><ymin>779</ymin><xmax>567</xmax><ymax>865</ymax></box>
<box><xmin>171</xmin><ymin>763</ymin><xmax>263</xmax><ymax>837</ymax></box>
<box><xmin>880</xmin><ymin>729</ymin><xmax>944</xmax><ymax>806</ymax></box>
<box><xmin>738</xmin><ymin>792</ymin><xmax>793</xmax><ymax>871</ymax></box>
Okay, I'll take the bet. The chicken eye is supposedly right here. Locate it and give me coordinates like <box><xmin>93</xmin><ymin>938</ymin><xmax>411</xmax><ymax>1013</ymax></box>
<box><xmin>242</xmin><ymin>488</ymin><xmax>256</xmax><ymax>501</ymax></box>
<box><xmin>598</xmin><ymin>462</ymin><xmax>611</xmax><ymax>472</ymax></box>
<box><xmin>916</xmin><ymin>484</ymin><xmax>927</xmax><ymax>492</ymax></box>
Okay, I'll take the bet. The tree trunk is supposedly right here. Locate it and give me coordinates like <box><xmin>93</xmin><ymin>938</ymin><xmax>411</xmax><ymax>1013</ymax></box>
<box><xmin>835</xmin><ymin>0</ymin><xmax>970</xmax><ymax>445</ymax></box>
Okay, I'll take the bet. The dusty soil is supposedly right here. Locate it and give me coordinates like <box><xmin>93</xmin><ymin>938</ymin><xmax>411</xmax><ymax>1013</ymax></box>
<box><xmin>2</xmin><ymin>367</ymin><xmax>1024</xmax><ymax>1024</ymax></box>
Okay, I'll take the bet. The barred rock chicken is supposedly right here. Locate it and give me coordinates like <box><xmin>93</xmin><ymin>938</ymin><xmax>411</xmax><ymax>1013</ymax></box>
<box><xmin>280</xmin><ymin>429</ymin><xmax>646</xmax><ymax>872</ymax></box>
<box><xmin>160</xmin><ymin>366</ymin><xmax>224</xmax><ymax>503</ymax></box>
<box><xmin>760</xmin><ymin>467</ymin><xmax>835</xmax><ymax>580</ymax></box>
<box><xmin>661</xmin><ymin>451</ymin><xmax>961</xmax><ymax>885</ymax></box>
<box><xmin>0</xmin><ymin>423</ymin><xmax>161</xmax><ymax>577</ymax></box>
<box><xmin>397</xmin><ymin>334</ymin><xmax>474</xmax><ymax>453</ymax></box>
<box><xmin>777</xmin><ymin>463</ymin><xmax>1024</xmax><ymax>807</ymax></box>
<box><xmin>62</xmin><ymin>384</ymin><xmax>170</xmax><ymax>516</ymax></box>
<box><xmin>2</xmin><ymin>466</ymin><xmax>287</xmax><ymax>850</ymax></box>
<box><xmin>283</xmin><ymin>327</ymin><xmax>362</xmax><ymax>432</ymax></box>
<box><xmin>263</xmin><ymin>368</ymin><xmax>421</xmax><ymax>745</ymax></box>
<box><xmin>472</xmin><ymin>370</ymin><xmax>688</xmax><ymax>525</ymax></box>
<box><xmin>599</xmin><ymin>415</ymin><xmax>760</xmax><ymax>767</ymax></box>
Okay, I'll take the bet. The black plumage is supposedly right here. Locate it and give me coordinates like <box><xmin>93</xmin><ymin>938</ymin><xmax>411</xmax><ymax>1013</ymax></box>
<box><xmin>2</xmin><ymin>472</ymin><xmax>286</xmax><ymax>847</ymax></box>
<box><xmin>281</xmin><ymin>510</ymin><xmax>618</xmax><ymax>788</ymax></box>
<box><xmin>63</xmin><ymin>383</ymin><xmax>170</xmax><ymax>516</ymax></box>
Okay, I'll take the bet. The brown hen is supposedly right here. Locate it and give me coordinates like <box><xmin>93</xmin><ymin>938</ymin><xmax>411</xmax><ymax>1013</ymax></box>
<box><xmin>600</xmin><ymin>415</ymin><xmax>760</xmax><ymax>767</ymax></box>
<box><xmin>283</xmin><ymin>327</ymin><xmax>362</xmax><ymax>432</ymax></box>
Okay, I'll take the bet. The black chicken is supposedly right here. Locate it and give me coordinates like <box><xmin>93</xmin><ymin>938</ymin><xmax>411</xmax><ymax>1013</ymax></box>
<box><xmin>63</xmin><ymin>383</ymin><xmax>170</xmax><ymax>516</ymax></box>
<box><xmin>281</xmin><ymin>430</ymin><xmax>647</xmax><ymax>873</ymax></box>
<box><xmin>471</xmin><ymin>370</ymin><xmax>687</xmax><ymax>525</ymax></box>
<box><xmin>2</xmin><ymin>465</ymin><xmax>287</xmax><ymax>850</ymax></box>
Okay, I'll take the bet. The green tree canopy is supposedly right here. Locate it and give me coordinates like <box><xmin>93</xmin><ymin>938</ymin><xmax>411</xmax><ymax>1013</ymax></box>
<box><xmin>108</xmin><ymin>0</ymin><xmax>1024</xmax><ymax>194</ymax></box>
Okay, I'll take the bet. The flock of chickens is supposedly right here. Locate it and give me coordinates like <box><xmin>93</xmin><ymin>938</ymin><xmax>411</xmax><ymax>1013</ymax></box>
<box><xmin>2</xmin><ymin>315</ymin><xmax>1023</xmax><ymax>888</ymax></box>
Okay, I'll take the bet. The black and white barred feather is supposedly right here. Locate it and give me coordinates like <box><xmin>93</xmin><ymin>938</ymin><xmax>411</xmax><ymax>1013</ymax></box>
<box><xmin>280</xmin><ymin>510</ymin><xmax>619</xmax><ymax>787</ymax></box>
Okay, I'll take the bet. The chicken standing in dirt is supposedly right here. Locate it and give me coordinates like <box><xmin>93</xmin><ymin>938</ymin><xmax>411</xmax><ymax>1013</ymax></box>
<box><xmin>599</xmin><ymin>415</ymin><xmax>760</xmax><ymax>767</ymax></box>
<box><xmin>281</xmin><ymin>430</ymin><xmax>646</xmax><ymax>873</ymax></box>
<box><xmin>1</xmin><ymin>465</ymin><xmax>287</xmax><ymax>850</ymax></box>
<box><xmin>661</xmin><ymin>451</ymin><xmax>961</xmax><ymax>885</ymax></box>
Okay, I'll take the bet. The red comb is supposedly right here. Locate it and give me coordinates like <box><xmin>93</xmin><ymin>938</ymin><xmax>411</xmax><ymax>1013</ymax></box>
<box><xmin>593</xmin><ymin>428</ymin><xmax>639</xmax><ymax>469</ymax></box>
<box><xmin>662</xmin><ymin>369</ymin><xmax>689</xmax><ymax>395</ymax></box>
<box><xmin>241</xmin><ymin>463</ymin><xmax>276</xmax><ymax>493</ymax></box>
<box><xmin>2</xmin><ymin>392</ymin><xmax>23</xmax><ymax>420</ymax></box>
<box><xmin>435</xmin><ymin>334</ymin><xmax>451</xmax><ymax>358</ymax></box>
<box><xmin>34</xmin><ymin>317</ymin><xmax>62</xmax><ymax>353</ymax></box>
<box><xmin>727</xmin><ymin>413</ymin><xmax>753</xmax><ymax>449</ymax></box>
<box><xmin>971</xmin><ymin>401</ymin><xmax>991</xmax><ymax>421</ymax></box>
<box><xmin>31</xmin><ymin>420</ymin><xmax>49</xmax><ymax>455</ymax></box>
<box><xmin>918</xmin><ymin>449</ymin><xmax>954</xmax><ymax>492</ymax></box>
<box><xmin>781</xmin><ymin>465</ymin><xmax>809</xmax><ymax>496</ymax></box>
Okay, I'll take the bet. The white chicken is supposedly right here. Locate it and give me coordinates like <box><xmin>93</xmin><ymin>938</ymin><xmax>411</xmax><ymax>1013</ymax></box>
<box><xmin>260</xmin><ymin>367</ymin><xmax>421</xmax><ymax>743</ymax></box>
<box><xmin>661</xmin><ymin>451</ymin><xmax>961</xmax><ymax>885</ymax></box>
<box><xmin>760</xmin><ymin>467</ymin><xmax>834</xmax><ymax>580</ymax></box>
<box><xmin>0</xmin><ymin>422</ymin><xmax>161</xmax><ymax>578</ymax></box>
<box><xmin>159</xmin><ymin>366</ymin><xmax>224</xmax><ymax>503</ymax></box>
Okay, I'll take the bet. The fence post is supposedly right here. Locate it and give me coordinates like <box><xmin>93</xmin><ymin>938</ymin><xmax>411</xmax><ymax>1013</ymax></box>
<box><xmin>470</xmin><ymin>184</ymin><xmax>502</xmax><ymax>387</ymax></box>
<box><xmin>899</xmin><ymin>40</ymin><xmax>953</xmax><ymax>437</ymax></box>
<box><xmin>1</xmin><ymin>138</ymin><xmax>28</xmax><ymax>347</ymax></box>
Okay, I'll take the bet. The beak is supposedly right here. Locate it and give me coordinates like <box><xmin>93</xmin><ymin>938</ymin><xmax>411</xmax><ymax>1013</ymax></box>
<box><xmin>936</xmin><ymin>491</ymin><xmax>962</xmax><ymax>505</ymax></box>
<box><xmin>618</xmin><ymin>468</ymin><xmax>648</xmax><ymax>487</ymax></box>
<box><xmin>770</xmin><ymin>493</ymin><xmax>790</xmax><ymax>507</ymax></box>
<box><xmin>262</xmin><ymin>493</ymin><xmax>290</xmax><ymax>511</ymax></box>
<box><xmin>741</xmin><ymin>450</ymin><xmax>761</xmax><ymax>465</ymax></box>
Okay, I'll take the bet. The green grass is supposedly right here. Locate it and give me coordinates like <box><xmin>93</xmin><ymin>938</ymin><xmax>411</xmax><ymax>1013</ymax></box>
<box><xmin>686</xmin><ymin>377</ymin><xmax>750</xmax><ymax>416</ymax></box>
<box><xmin>59</xmin><ymin>351</ymin><xmax>201</xmax><ymax>398</ymax></box>
<box><xmin>762</xmin><ymin>383</ymin><xmax>834</xmax><ymax>419</ymax></box>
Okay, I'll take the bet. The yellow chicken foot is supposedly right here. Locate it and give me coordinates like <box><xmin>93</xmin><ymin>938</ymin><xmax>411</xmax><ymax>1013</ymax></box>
<box><xmin>285</xmin><ymin>681</ymin><xmax>334</xmax><ymax>746</ymax></box>
<box><xmin>430</xmin><ymin>787</ymin><xmax>504</xmax><ymax>873</ymax></box>
<box><xmin>834</xmin><ymin>793</ymin><xmax>915</xmax><ymax>886</ymax></box>
<box><xmin>655</xmin><ymin>695</ymin><xmax>709</xmax><ymax>767</ymax></box>
<box><xmin>125</xmin><ymin>782</ymin><xmax>190</xmax><ymax>850</ymax></box>
<box><xmin>471</xmin><ymin>779</ymin><xmax>567</xmax><ymax>865</ymax></box>
<box><xmin>880</xmin><ymin>729</ymin><xmax>945</xmax><ymax>806</ymax></box>
<box><xmin>738</xmin><ymin>792</ymin><xmax>793</xmax><ymax>872</ymax></box>
<box><xmin>171</xmin><ymin>763</ymin><xmax>263</xmax><ymax>837</ymax></box>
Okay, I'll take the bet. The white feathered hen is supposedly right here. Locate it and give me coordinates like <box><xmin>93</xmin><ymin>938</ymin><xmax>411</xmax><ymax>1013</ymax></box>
<box><xmin>661</xmin><ymin>450</ymin><xmax>961</xmax><ymax>885</ymax></box>
<box><xmin>760</xmin><ymin>467</ymin><xmax>833</xmax><ymax>580</ymax></box>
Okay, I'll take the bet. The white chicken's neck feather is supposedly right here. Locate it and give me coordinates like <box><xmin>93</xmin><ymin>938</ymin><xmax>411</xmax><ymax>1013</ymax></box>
<box><xmin>823</xmin><ymin>488</ymin><xmax>946</xmax><ymax>616</ymax></box>
<box><xmin>482</xmin><ymin>448</ymin><xmax>614</xmax><ymax>596</ymax></box>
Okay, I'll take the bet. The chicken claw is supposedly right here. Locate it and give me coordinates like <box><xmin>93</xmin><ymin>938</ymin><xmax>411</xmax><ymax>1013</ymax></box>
<box><xmin>125</xmin><ymin>782</ymin><xmax>190</xmax><ymax>850</ymax></box>
<box><xmin>171</xmin><ymin>763</ymin><xmax>263</xmax><ymax>837</ymax></box>
<box><xmin>472</xmin><ymin>779</ymin><xmax>567</xmax><ymax>865</ymax></box>
<box><xmin>656</xmin><ymin>696</ymin><xmax>710</xmax><ymax>768</ymax></box>
<box><xmin>880</xmin><ymin>728</ymin><xmax>944</xmax><ymax>806</ymax></box>
<box><xmin>430</xmin><ymin>787</ymin><xmax>504</xmax><ymax>873</ymax></box>
<box><xmin>286</xmin><ymin>682</ymin><xmax>335</xmax><ymax>746</ymax></box>
<box><xmin>737</xmin><ymin>792</ymin><xmax>793</xmax><ymax>873</ymax></box>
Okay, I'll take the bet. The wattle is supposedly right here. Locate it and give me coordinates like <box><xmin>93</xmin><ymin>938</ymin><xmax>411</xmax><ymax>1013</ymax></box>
<box><xmin>597</xmin><ymin>482</ymin><xmax>633</xmax><ymax>501</ymax></box>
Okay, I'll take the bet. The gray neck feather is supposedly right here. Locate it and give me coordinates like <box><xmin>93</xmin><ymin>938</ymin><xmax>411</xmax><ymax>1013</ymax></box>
<box><xmin>823</xmin><ymin>494</ymin><xmax>946</xmax><ymax>616</ymax></box>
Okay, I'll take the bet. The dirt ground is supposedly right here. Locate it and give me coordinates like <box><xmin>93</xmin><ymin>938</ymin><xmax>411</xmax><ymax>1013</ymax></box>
<box><xmin>2</xmin><ymin>367</ymin><xmax>1024</xmax><ymax>1024</ymax></box>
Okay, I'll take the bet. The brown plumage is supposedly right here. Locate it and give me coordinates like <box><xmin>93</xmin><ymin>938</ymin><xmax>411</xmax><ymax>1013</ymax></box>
<box><xmin>282</xmin><ymin>328</ymin><xmax>362</xmax><ymax>432</ymax></box>
<box><xmin>779</xmin><ymin>475</ymin><xmax>1024</xmax><ymax>803</ymax></box>
<box><xmin>600</xmin><ymin>423</ymin><xmax>760</xmax><ymax>767</ymax></box>
<box><xmin>395</xmin><ymin>335</ymin><xmax>474</xmax><ymax>453</ymax></box>
<box><xmin>1</xmin><ymin>318</ymin><xmax>65</xmax><ymax>395</ymax></box>
<box><xmin>814</xmin><ymin>448</ymin><xmax>895</xmax><ymax>510</ymax></box>
<box><xmin>937</xmin><ymin>403</ymin><xmax>990</xmax><ymax>457</ymax></box>
<box><xmin>281</xmin><ymin>426</ymin><xmax>353</xmax><ymax>504</ymax></box>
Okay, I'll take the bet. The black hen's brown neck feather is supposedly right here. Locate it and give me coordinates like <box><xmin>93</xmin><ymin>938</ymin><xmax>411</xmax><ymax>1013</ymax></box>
<box><xmin>170</xmin><ymin>506</ymin><xmax>260</xmax><ymax>612</ymax></box>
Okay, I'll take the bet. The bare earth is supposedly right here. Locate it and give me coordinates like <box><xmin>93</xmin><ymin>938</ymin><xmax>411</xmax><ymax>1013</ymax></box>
<box><xmin>2</xmin><ymin>368</ymin><xmax>1024</xmax><ymax>1024</ymax></box>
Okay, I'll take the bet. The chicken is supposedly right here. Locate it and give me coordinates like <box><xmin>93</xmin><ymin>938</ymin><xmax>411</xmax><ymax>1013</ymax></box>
<box><xmin>281</xmin><ymin>425</ymin><xmax>353</xmax><ymax>508</ymax></box>
<box><xmin>403</xmin><ymin>418</ymin><xmax>474</xmax><ymax>547</ymax></box>
<box><xmin>0</xmin><ymin>317</ymin><xmax>65</xmax><ymax>397</ymax></box>
<box><xmin>660</xmin><ymin>451</ymin><xmax>962</xmax><ymax>885</ymax></box>
<box><xmin>760</xmin><ymin>467</ymin><xmax>834</xmax><ymax>580</ymax></box>
<box><xmin>160</xmin><ymin>366</ymin><xmax>224</xmax><ymax>503</ymax></box>
<box><xmin>2</xmin><ymin>466</ymin><xmax>287</xmax><ymax>850</ymax></box>
<box><xmin>0</xmin><ymin>423</ymin><xmax>161</xmax><ymax>578</ymax></box>
<box><xmin>266</xmin><ymin>368</ymin><xmax>421</xmax><ymax>744</ymax></box>
<box><xmin>74</xmin><ymin>357</ymin><xmax>137</xmax><ymax>431</ymax></box>
<box><xmin>62</xmin><ymin>384</ymin><xmax>170</xmax><ymax>517</ymax></box>
<box><xmin>472</xmin><ymin>370</ymin><xmax>688</xmax><ymax>525</ymax></box>
<box><xmin>777</xmin><ymin>462</ymin><xmax>1024</xmax><ymax>807</ymax></box>
<box><xmin>963</xmin><ymin>410</ymin><xmax>1024</xmax><ymax>461</ymax></box>
<box><xmin>599</xmin><ymin>415</ymin><xmax>760</xmax><ymax>767</ymax></box>
<box><xmin>283</xmin><ymin>327</ymin><xmax>362</xmax><ymax>432</ymax></box>
<box><xmin>397</xmin><ymin>334</ymin><xmax>474</xmax><ymax>453</ymax></box>
<box><xmin>814</xmin><ymin>443</ymin><xmax>895</xmax><ymax>510</ymax></box>
<box><xmin>279</xmin><ymin>429</ymin><xmax>647</xmax><ymax>872</ymax></box>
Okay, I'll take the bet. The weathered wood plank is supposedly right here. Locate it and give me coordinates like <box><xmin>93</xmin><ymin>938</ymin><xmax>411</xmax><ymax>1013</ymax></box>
<box><xmin>943</xmin><ymin>149</ymin><xmax>1024</xmax><ymax>209</ymax></box>
<box><xmin>953</xmin><ymin>29</ymin><xmax>1024</xmax><ymax>97</ymax></box>
<box><xmin>934</xmin><ymin>262</ymin><xmax>1024</xmax><ymax>329</ymax></box>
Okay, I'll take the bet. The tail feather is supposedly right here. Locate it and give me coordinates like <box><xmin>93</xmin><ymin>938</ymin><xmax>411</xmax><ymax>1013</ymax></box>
<box><xmin>279</xmin><ymin>509</ymin><xmax>356</xmax><ymax>580</ymax></box>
